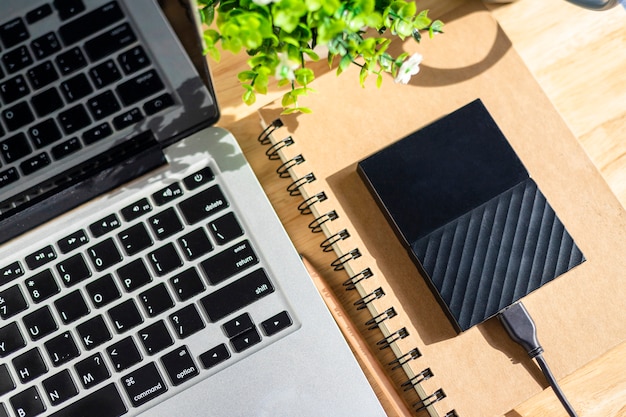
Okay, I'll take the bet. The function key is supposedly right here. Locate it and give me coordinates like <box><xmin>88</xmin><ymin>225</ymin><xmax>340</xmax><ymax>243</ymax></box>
<box><xmin>0</xmin><ymin>261</ymin><xmax>24</xmax><ymax>286</ymax></box>
<box><xmin>51</xmin><ymin>137</ymin><xmax>82</xmax><ymax>160</ymax></box>
<box><xmin>0</xmin><ymin>18</ymin><xmax>29</xmax><ymax>49</ymax></box>
<box><xmin>89</xmin><ymin>213</ymin><xmax>121</xmax><ymax>238</ymax></box>
<box><xmin>53</xmin><ymin>0</ymin><xmax>86</xmax><ymax>21</ymax></box>
<box><xmin>121</xmin><ymin>198</ymin><xmax>152</xmax><ymax>221</ymax></box>
<box><xmin>26</xmin><ymin>4</ymin><xmax>54</xmax><ymax>24</ymax></box>
<box><xmin>25</xmin><ymin>245</ymin><xmax>56</xmax><ymax>269</ymax></box>
<box><xmin>57</xmin><ymin>229</ymin><xmax>89</xmax><ymax>254</ymax></box>
<box><xmin>183</xmin><ymin>167</ymin><xmax>214</xmax><ymax>191</ymax></box>
<box><xmin>0</xmin><ymin>168</ymin><xmax>20</xmax><ymax>190</ymax></box>
<box><xmin>152</xmin><ymin>183</ymin><xmax>183</xmax><ymax>206</ymax></box>
<box><xmin>20</xmin><ymin>152</ymin><xmax>51</xmax><ymax>176</ymax></box>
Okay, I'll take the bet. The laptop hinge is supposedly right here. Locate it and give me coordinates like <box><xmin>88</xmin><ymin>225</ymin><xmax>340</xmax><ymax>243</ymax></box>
<box><xmin>0</xmin><ymin>131</ymin><xmax>166</xmax><ymax>245</ymax></box>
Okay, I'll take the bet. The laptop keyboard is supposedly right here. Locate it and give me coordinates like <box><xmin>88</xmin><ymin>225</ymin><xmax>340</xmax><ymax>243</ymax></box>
<box><xmin>0</xmin><ymin>1</ymin><xmax>174</xmax><ymax>204</ymax></box>
<box><xmin>0</xmin><ymin>160</ymin><xmax>297</xmax><ymax>416</ymax></box>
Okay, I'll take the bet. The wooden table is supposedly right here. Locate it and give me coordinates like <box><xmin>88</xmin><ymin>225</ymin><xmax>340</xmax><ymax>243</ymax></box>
<box><xmin>208</xmin><ymin>1</ymin><xmax>626</xmax><ymax>415</ymax></box>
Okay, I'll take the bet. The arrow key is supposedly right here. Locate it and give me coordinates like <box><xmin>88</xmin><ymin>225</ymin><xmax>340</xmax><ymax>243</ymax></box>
<box><xmin>230</xmin><ymin>327</ymin><xmax>261</xmax><ymax>353</ymax></box>
<box><xmin>222</xmin><ymin>312</ymin><xmax>253</xmax><ymax>338</ymax></box>
<box><xmin>261</xmin><ymin>311</ymin><xmax>293</xmax><ymax>337</ymax></box>
<box><xmin>199</xmin><ymin>343</ymin><xmax>230</xmax><ymax>369</ymax></box>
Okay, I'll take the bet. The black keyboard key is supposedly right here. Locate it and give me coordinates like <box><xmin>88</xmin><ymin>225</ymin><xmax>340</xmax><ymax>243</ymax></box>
<box><xmin>106</xmin><ymin>336</ymin><xmax>142</xmax><ymax>372</ymax></box>
<box><xmin>0</xmin><ymin>286</ymin><xmax>28</xmax><ymax>320</ymax></box>
<box><xmin>161</xmin><ymin>345</ymin><xmax>198</xmax><ymax>386</ymax></box>
<box><xmin>121</xmin><ymin>198</ymin><xmax>152</xmax><ymax>221</ymax></box>
<box><xmin>118</xmin><ymin>223</ymin><xmax>153</xmax><ymax>256</ymax></box>
<box><xmin>25</xmin><ymin>245</ymin><xmax>56</xmax><ymax>269</ymax></box>
<box><xmin>117</xmin><ymin>69</ymin><xmax>164</xmax><ymax>106</ymax></box>
<box><xmin>144</xmin><ymin>93</ymin><xmax>174</xmax><ymax>115</ymax></box>
<box><xmin>2</xmin><ymin>101</ymin><xmax>34</xmax><ymax>131</ymax></box>
<box><xmin>261</xmin><ymin>311</ymin><xmax>293</xmax><ymax>336</ymax></box>
<box><xmin>139</xmin><ymin>283</ymin><xmax>174</xmax><ymax>318</ymax></box>
<box><xmin>178</xmin><ymin>228</ymin><xmax>213</xmax><ymax>261</ymax></box>
<box><xmin>122</xmin><ymin>362</ymin><xmax>167</xmax><ymax>407</ymax></box>
<box><xmin>148</xmin><ymin>208</ymin><xmax>183</xmax><ymax>240</ymax></box>
<box><xmin>2</xmin><ymin>45</ymin><xmax>33</xmax><ymax>73</ymax></box>
<box><xmin>199</xmin><ymin>343</ymin><xmax>230</xmax><ymax>369</ymax></box>
<box><xmin>54</xmin><ymin>0</ymin><xmax>86</xmax><ymax>21</ymax></box>
<box><xmin>0</xmin><ymin>133</ymin><xmax>31</xmax><ymax>163</ymax></box>
<box><xmin>87</xmin><ymin>91</ymin><xmax>120</xmax><ymax>120</ymax></box>
<box><xmin>85</xmin><ymin>23</ymin><xmax>136</xmax><ymax>63</ymax></box>
<box><xmin>118</xmin><ymin>46</ymin><xmax>150</xmax><ymax>74</ymax></box>
<box><xmin>169</xmin><ymin>304</ymin><xmax>204</xmax><ymax>339</ymax></box>
<box><xmin>200</xmin><ymin>269</ymin><xmax>274</xmax><ymax>322</ymax></box>
<box><xmin>0</xmin><ymin>322</ymin><xmax>25</xmax><ymax>357</ymax></box>
<box><xmin>32</xmin><ymin>88</ymin><xmax>64</xmax><ymax>117</ymax></box>
<box><xmin>200</xmin><ymin>240</ymin><xmax>259</xmax><ymax>285</ymax></box>
<box><xmin>178</xmin><ymin>185</ymin><xmax>228</xmax><ymax>225</ymax></box>
<box><xmin>60</xmin><ymin>73</ymin><xmax>93</xmax><ymax>102</ymax></box>
<box><xmin>90</xmin><ymin>60</ymin><xmax>121</xmax><ymax>88</ymax></box>
<box><xmin>117</xmin><ymin>259</ymin><xmax>151</xmax><ymax>292</ymax></box>
<box><xmin>22</xmin><ymin>306</ymin><xmax>57</xmax><ymax>341</ymax></box>
<box><xmin>87</xmin><ymin>238</ymin><xmax>122</xmax><ymax>271</ymax></box>
<box><xmin>138</xmin><ymin>320</ymin><xmax>173</xmax><ymax>356</ymax></box>
<box><xmin>25</xmin><ymin>269</ymin><xmax>59</xmax><ymax>303</ymax></box>
<box><xmin>85</xmin><ymin>274</ymin><xmax>120</xmax><ymax>308</ymax></box>
<box><xmin>83</xmin><ymin>123</ymin><xmax>113</xmax><ymax>144</ymax></box>
<box><xmin>0</xmin><ymin>18</ymin><xmax>29</xmax><ymax>49</ymax></box>
<box><xmin>27</xmin><ymin>61</ymin><xmax>59</xmax><ymax>89</ymax></box>
<box><xmin>9</xmin><ymin>386</ymin><xmax>45</xmax><ymax>417</ymax></box>
<box><xmin>231</xmin><ymin>327</ymin><xmax>262</xmax><ymax>353</ymax></box>
<box><xmin>58</xmin><ymin>104</ymin><xmax>91</xmax><ymax>134</ymax></box>
<box><xmin>20</xmin><ymin>152</ymin><xmax>50</xmax><ymax>175</ymax></box>
<box><xmin>147</xmin><ymin>243</ymin><xmax>182</xmax><ymax>277</ymax></box>
<box><xmin>75</xmin><ymin>353</ymin><xmax>109</xmax><ymax>388</ymax></box>
<box><xmin>0</xmin><ymin>363</ymin><xmax>16</xmax><ymax>396</ymax></box>
<box><xmin>209</xmin><ymin>212</ymin><xmax>243</xmax><ymax>245</ymax></box>
<box><xmin>45</xmin><ymin>331</ymin><xmax>80</xmax><ymax>367</ymax></box>
<box><xmin>183</xmin><ymin>167</ymin><xmax>215</xmax><ymax>191</ymax></box>
<box><xmin>30</xmin><ymin>32</ymin><xmax>61</xmax><ymax>60</ymax></box>
<box><xmin>89</xmin><ymin>213</ymin><xmax>121</xmax><ymax>237</ymax></box>
<box><xmin>26</xmin><ymin>5</ymin><xmax>53</xmax><ymax>25</ymax></box>
<box><xmin>152</xmin><ymin>183</ymin><xmax>183</xmax><ymax>206</ymax></box>
<box><xmin>57</xmin><ymin>229</ymin><xmax>89</xmax><ymax>254</ymax></box>
<box><xmin>0</xmin><ymin>168</ymin><xmax>20</xmax><ymax>189</ymax></box>
<box><xmin>108</xmin><ymin>299</ymin><xmax>143</xmax><ymax>333</ymax></box>
<box><xmin>112</xmin><ymin>107</ymin><xmax>143</xmax><ymax>130</ymax></box>
<box><xmin>55</xmin><ymin>47</ymin><xmax>86</xmax><ymax>75</ymax></box>
<box><xmin>49</xmin><ymin>383</ymin><xmax>127</xmax><ymax>417</ymax></box>
<box><xmin>170</xmin><ymin>268</ymin><xmax>205</xmax><ymax>301</ymax></box>
<box><xmin>12</xmin><ymin>348</ymin><xmax>47</xmax><ymax>383</ymax></box>
<box><xmin>28</xmin><ymin>118</ymin><xmax>62</xmax><ymax>148</ymax></box>
<box><xmin>223</xmin><ymin>313</ymin><xmax>254</xmax><ymax>338</ymax></box>
<box><xmin>56</xmin><ymin>254</ymin><xmax>91</xmax><ymax>287</ymax></box>
<box><xmin>54</xmin><ymin>290</ymin><xmax>89</xmax><ymax>324</ymax></box>
<box><xmin>76</xmin><ymin>315</ymin><xmax>111</xmax><ymax>350</ymax></box>
<box><xmin>51</xmin><ymin>137</ymin><xmax>82</xmax><ymax>160</ymax></box>
<box><xmin>0</xmin><ymin>75</ymin><xmax>29</xmax><ymax>104</ymax></box>
<box><xmin>42</xmin><ymin>370</ymin><xmax>78</xmax><ymax>406</ymax></box>
<box><xmin>58</xmin><ymin>2</ymin><xmax>123</xmax><ymax>45</ymax></box>
<box><xmin>0</xmin><ymin>261</ymin><xmax>24</xmax><ymax>286</ymax></box>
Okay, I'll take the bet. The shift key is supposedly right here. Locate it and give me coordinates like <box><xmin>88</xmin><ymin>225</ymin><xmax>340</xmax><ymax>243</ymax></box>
<box><xmin>200</xmin><ymin>240</ymin><xmax>258</xmax><ymax>285</ymax></box>
<box><xmin>200</xmin><ymin>269</ymin><xmax>274</xmax><ymax>322</ymax></box>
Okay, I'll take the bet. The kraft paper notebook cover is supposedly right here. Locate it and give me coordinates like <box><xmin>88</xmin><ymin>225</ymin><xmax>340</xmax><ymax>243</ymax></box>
<box><xmin>253</xmin><ymin>1</ymin><xmax>626</xmax><ymax>416</ymax></box>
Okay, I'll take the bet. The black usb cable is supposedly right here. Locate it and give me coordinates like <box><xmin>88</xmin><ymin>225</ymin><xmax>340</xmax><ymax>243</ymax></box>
<box><xmin>498</xmin><ymin>302</ymin><xmax>578</xmax><ymax>417</ymax></box>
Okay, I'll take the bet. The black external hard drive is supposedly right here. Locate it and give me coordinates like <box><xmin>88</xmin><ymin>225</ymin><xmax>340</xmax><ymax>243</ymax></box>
<box><xmin>357</xmin><ymin>99</ymin><xmax>585</xmax><ymax>332</ymax></box>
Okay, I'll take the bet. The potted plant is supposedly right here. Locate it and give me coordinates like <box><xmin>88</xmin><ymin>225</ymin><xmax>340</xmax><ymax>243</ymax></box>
<box><xmin>197</xmin><ymin>0</ymin><xmax>444</xmax><ymax>113</ymax></box>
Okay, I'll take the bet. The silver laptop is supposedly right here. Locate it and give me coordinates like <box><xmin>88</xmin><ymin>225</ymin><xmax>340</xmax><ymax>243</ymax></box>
<box><xmin>0</xmin><ymin>1</ymin><xmax>385</xmax><ymax>416</ymax></box>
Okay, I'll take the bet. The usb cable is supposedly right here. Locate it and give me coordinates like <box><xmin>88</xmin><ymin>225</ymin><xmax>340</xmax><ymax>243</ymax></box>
<box><xmin>498</xmin><ymin>302</ymin><xmax>578</xmax><ymax>417</ymax></box>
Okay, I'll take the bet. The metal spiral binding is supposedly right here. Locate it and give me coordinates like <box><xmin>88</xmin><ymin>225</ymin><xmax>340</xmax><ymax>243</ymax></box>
<box><xmin>265</xmin><ymin>136</ymin><xmax>294</xmax><ymax>160</ymax></box>
<box><xmin>330</xmin><ymin>248</ymin><xmax>361</xmax><ymax>271</ymax></box>
<box><xmin>257</xmin><ymin>118</ymin><xmax>283</xmax><ymax>145</ymax></box>
<box><xmin>342</xmin><ymin>267</ymin><xmax>374</xmax><ymax>290</ymax></box>
<box><xmin>286</xmin><ymin>173</ymin><xmax>315</xmax><ymax>196</ymax></box>
<box><xmin>297</xmin><ymin>192</ymin><xmax>327</xmax><ymax>215</ymax></box>
<box><xmin>401</xmin><ymin>368</ymin><xmax>433</xmax><ymax>391</ymax></box>
<box><xmin>308</xmin><ymin>210</ymin><xmax>339</xmax><ymax>233</ymax></box>
<box><xmin>320</xmin><ymin>229</ymin><xmax>350</xmax><ymax>252</ymax></box>
<box><xmin>276</xmin><ymin>154</ymin><xmax>305</xmax><ymax>178</ymax></box>
<box><xmin>445</xmin><ymin>410</ymin><xmax>459</xmax><ymax>417</ymax></box>
<box><xmin>414</xmin><ymin>389</ymin><xmax>446</xmax><ymax>413</ymax></box>
<box><xmin>376</xmin><ymin>327</ymin><xmax>409</xmax><ymax>349</ymax></box>
<box><xmin>353</xmin><ymin>287</ymin><xmax>384</xmax><ymax>310</ymax></box>
<box><xmin>389</xmin><ymin>348</ymin><xmax>421</xmax><ymax>370</ymax></box>
<box><xmin>364</xmin><ymin>307</ymin><xmax>397</xmax><ymax>330</ymax></box>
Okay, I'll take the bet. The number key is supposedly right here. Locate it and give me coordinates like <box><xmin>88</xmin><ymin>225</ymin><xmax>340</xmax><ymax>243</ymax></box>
<box><xmin>0</xmin><ymin>285</ymin><xmax>28</xmax><ymax>319</ymax></box>
<box><xmin>87</xmin><ymin>238</ymin><xmax>122</xmax><ymax>271</ymax></box>
<box><xmin>25</xmin><ymin>269</ymin><xmax>59</xmax><ymax>303</ymax></box>
<box><xmin>56</xmin><ymin>254</ymin><xmax>91</xmax><ymax>287</ymax></box>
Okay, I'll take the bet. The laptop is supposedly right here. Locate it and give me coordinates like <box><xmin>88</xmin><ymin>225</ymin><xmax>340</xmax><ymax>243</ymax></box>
<box><xmin>0</xmin><ymin>1</ymin><xmax>385</xmax><ymax>416</ymax></box>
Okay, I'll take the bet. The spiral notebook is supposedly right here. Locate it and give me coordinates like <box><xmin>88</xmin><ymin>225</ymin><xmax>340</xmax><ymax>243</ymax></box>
<box><xmin>252</xmin><ymin>1</ymin><xmax>626</xmax><ymax>416</ymax></box>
